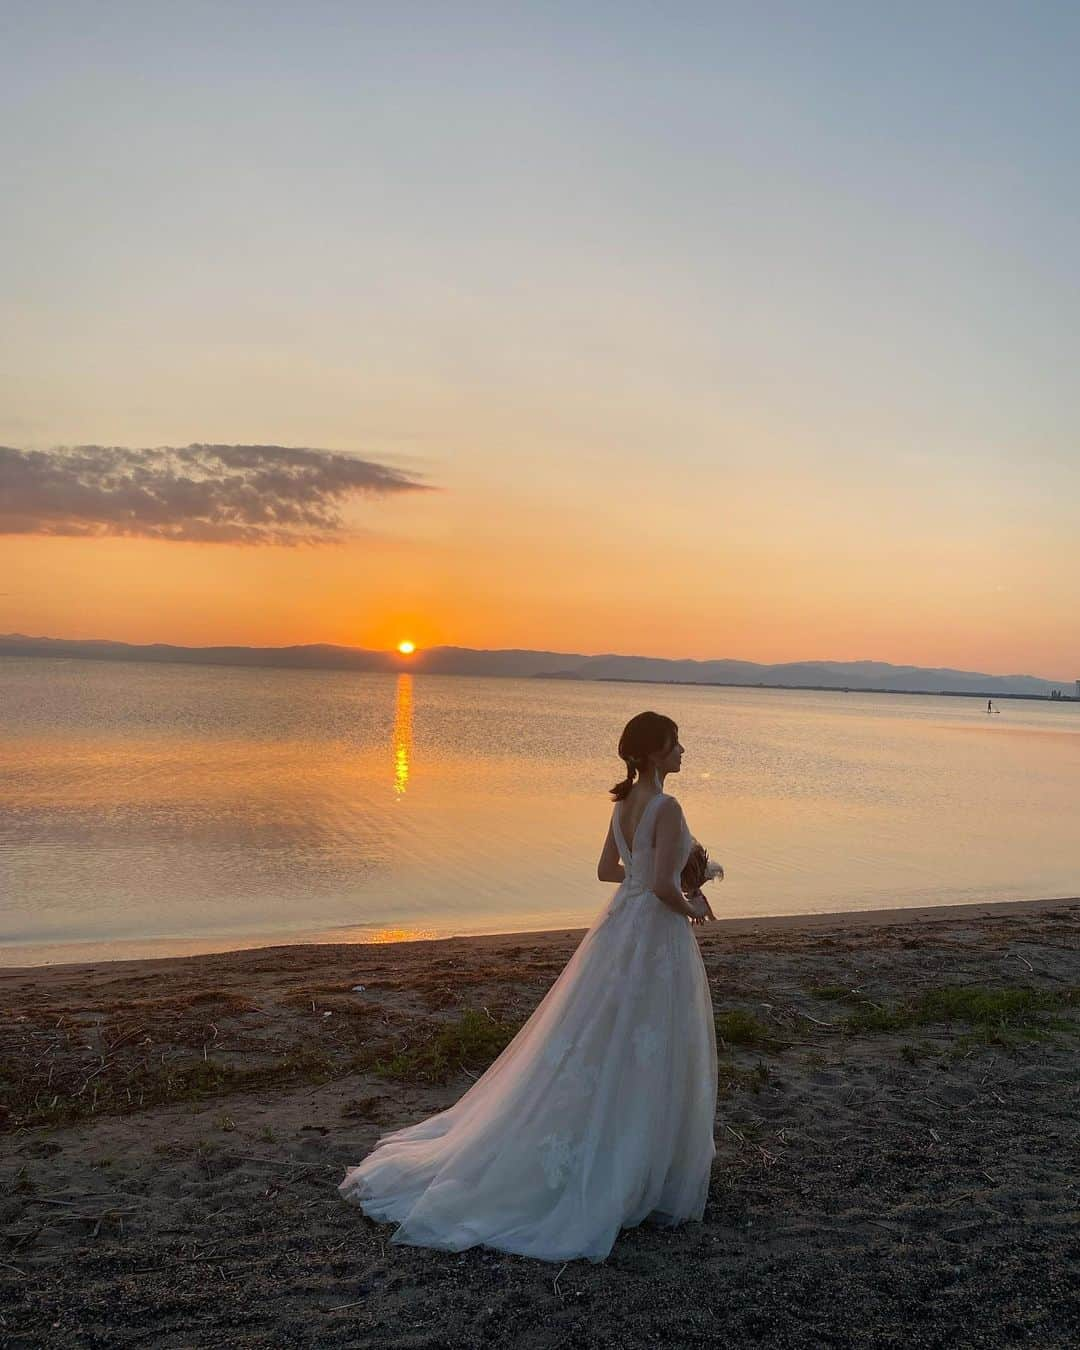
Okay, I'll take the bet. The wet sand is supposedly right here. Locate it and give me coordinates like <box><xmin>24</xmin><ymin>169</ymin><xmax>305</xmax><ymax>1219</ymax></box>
<box><xmin>2</xmin><ymin>897</ymin><xmax>1078</xmax><ymax>1348</ymax></box>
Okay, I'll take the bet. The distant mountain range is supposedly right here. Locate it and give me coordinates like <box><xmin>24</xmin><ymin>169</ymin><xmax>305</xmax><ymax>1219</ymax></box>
<box><xmin>1</xmin><ymin>633</ymin><xmax>1076</xmax><ymax>699</ymax></box>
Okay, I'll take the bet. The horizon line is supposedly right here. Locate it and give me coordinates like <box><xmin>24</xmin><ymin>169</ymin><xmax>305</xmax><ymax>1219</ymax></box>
<box><xmin>0</xmin><ymin>630</ymin><xmax>1073</xmax><ymax>687</ymax></box>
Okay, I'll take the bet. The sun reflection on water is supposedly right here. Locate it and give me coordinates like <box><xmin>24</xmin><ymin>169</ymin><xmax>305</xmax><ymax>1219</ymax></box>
<box><xmin>365</xmin><ymin>925</ymin><xmax>441</xmax><ymax>944</ymax></box>
<box><xmin>392</xmin><ymin>672</ymin><xmax>413</xmax><ymax>797</ymax></box>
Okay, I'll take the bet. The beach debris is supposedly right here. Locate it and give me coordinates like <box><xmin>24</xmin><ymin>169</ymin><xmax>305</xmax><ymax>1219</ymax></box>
<box><xmin>352</xmin><ymin>985</ymin><xmax>366</xmax><ymax>992</ymax></box>
<box><xmin>794</xmin><ymin>1009</ymin><xmax>840</xmax><ymax>1029</ymax></box>
<box><xmin>324</xmin><ymin>1298</ymin><xmax>368</xmax><ymax>1314</ymax></box>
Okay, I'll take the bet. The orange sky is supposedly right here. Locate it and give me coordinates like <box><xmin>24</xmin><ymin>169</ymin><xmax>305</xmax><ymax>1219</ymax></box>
<box><xmin>3</xmin><ymin>436</ymin><xmax>1076</xmax><ymax>680</ymax></box>
<box><xmin>4</xmin><ymin>8</ymin><xmax>1079</xmax><ymax>681</ymax></box>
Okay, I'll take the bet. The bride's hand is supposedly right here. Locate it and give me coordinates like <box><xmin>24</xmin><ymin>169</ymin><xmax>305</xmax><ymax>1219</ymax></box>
<box><xmin>686</xmin><ymin>892</ymin><xmax>712</xmax><ymax>924</ymax></box>
<box><xmin>688</xmin><ymin>891</ymin><xmax>712</xmax><ymax>923</ymax></box>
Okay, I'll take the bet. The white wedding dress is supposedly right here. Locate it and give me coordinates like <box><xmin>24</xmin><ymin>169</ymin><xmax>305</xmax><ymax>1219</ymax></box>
<box><xmin>338</xmin><ymin>791</ymin><xmax>718</xmax><ymax>1264</ymax></box>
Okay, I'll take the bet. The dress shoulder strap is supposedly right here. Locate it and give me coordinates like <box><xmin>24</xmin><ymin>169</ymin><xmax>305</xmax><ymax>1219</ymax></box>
<box><xmin>634</xmin><ymin>790</ymin><xmax>668</xmax><ymax>847</ymax></box>
<box><xmin>613</xmin><ymin>790</ymin><xmax>668</xmax><ymax>865</ymax></box>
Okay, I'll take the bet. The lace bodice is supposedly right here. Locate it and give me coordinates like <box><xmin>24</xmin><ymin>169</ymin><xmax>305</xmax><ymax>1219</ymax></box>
<box><xmin>612</xmin><ymin>791</ymin><xmax>693</xmax><ymax>894</ymax></box>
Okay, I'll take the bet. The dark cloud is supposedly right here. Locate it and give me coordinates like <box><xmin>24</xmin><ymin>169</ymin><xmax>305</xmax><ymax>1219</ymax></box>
<box><xmin>0</xmin><ymin>443</ymin><xmax>436</xmax><ymax>545</ymax></box>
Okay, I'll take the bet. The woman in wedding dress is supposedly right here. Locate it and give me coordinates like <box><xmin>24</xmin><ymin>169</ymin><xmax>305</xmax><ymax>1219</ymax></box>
<box><xmin>338</xmin><ymin>710</ymin><xmax>719</xmax><ymax>1264</ymax></box>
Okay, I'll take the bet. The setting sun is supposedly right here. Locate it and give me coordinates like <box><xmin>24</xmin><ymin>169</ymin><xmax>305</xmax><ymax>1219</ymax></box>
<box><xmin>397</xmin><ymin>640</ymin><xmax>416</xmax><ymax>655</ymax></box>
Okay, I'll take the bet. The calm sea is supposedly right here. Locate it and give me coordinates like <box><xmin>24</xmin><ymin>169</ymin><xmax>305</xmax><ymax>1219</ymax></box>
<box><xmin>2</xmin><ymin>656</ymin><xmax>1078</xmax><ymax>965</ymax></box>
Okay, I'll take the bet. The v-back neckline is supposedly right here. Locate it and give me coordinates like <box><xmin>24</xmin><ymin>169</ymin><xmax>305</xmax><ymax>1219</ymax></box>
<box><xmin>616</xmin><ymin>792</ymin><xmax>664</xmax><ymax>859</ymax></box>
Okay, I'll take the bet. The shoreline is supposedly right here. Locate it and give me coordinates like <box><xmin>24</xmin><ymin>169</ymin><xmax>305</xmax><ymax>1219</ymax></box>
<box><xmin>589</xmin><ymin>674</ymin><xmax>1080</xmax><ymax>703</ymax></box>
<box><xmin>1</xmin><ymin>896</ymin><xmax>1077</xmax><ymax>1344</ymax></box>
<box><xmin>2</xmin><ymin>895</ymin><xmax>1077</xmax><ymax>1344</ymax></box>
<box><xmin>4</xmin><ymin>892</ymin><xmax>1078</xmax><ymax>974</ymax></box>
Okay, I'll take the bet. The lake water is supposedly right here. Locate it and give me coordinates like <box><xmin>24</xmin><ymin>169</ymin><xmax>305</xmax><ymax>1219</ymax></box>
<box><xmin>2</xmin><ymin>656</ymin><xmax>1078</xmax><ymax>965</ymax></box>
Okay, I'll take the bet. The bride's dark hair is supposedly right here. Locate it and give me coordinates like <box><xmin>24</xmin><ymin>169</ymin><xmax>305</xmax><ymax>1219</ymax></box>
<box><xmin>609</xmin><ymin>711</ymin><xmax>679</xmax><ymax>802</ymax></box>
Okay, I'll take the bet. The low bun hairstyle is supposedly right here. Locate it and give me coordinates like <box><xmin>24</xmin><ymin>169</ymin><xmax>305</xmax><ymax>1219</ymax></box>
<box><xmin>609</xmin><ymin>711</ymin><xmax>679</xmax><ymax>802</ymax></box>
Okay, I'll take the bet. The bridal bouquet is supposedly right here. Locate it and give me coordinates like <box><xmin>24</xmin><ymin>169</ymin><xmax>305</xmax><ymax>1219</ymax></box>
<box><xmin>681</xmin><ymin>841</ymin><xmax>724</xmax><ymax>894</ymax></box>
<box><xmin>681</xmin><ymin>841</ymin><xmax>723</xmax><ymax>921</ymax></box>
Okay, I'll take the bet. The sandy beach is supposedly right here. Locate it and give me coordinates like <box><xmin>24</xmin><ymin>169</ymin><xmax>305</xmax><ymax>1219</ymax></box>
<box><xmin>2</xmin><ymin>897</ymin><xmax>1078</xmax><ymax>1348</ymax></box>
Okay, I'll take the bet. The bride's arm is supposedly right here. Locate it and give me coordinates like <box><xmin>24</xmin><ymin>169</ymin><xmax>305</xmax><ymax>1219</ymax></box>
<box><xmin>597</xmin><ymin>820</ymin><xmax>626</xmax><ymax>884</ymax></box>
<box><xmin>651</xmin><ymin>799</ymin><xmax>697</xmax><ymax>919</ymax></box>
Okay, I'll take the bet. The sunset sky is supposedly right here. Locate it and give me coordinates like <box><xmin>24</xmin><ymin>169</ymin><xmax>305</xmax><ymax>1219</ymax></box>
<box><xmin>3</xmin><ymin>3</ymin><xmax>1078</xmax><ymax>678</ymax></box>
